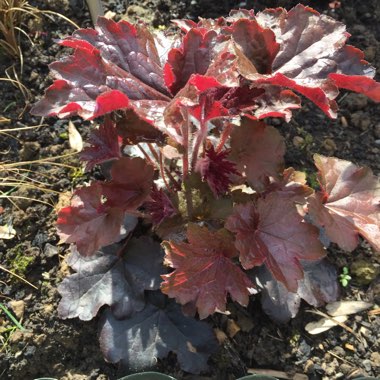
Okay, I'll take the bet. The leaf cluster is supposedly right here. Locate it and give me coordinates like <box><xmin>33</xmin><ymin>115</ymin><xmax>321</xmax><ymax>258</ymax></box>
<box><xmin>31</xmin><ymin>5</ymin><xmax>380</xmax><ymax>374</ymax></box>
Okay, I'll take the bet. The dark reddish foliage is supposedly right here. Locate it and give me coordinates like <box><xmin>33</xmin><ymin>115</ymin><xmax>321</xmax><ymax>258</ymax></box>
<box><xmin>31</xmin><ymin>5</ymin><xmax>380</xmax><ymax>373</ymax></box>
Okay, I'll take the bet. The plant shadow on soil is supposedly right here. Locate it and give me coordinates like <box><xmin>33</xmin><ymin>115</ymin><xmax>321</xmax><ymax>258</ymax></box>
<box><xmin>0</xmin><ymin>0</ymin><xmax>379</xmax><ymax>379</ymax></box>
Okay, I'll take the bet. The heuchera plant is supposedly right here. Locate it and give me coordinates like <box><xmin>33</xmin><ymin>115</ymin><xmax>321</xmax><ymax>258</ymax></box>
<box><xmin>32</xmin><ymin>4</ymin><xmax>380</xmax><ymax>374</ymax></box>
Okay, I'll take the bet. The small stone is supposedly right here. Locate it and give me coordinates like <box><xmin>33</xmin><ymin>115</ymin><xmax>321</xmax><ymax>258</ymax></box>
<box><xmin>370</xmin><ymin>352</ymin><xmax>380</xmax><ymax>367</ymax></box>
<box><xmin>362</xmin><ymin>359</ymin><xmax>372</xmax><ymax>372</ymax></box>
<box><xmin>9</xmin><ymin>330</ymin><xmax>33</xmax><ymax>344</ymax></box>
<box><xmin>359</xmin><ymin>117</ymin><xmax>371</xmax><ymax>130</ymax></box>
<box><xmin>44</xmin><ymin>243</ymin><xmax>58</xmax><ymax>258</ymax></box>
<box><xmin>293</xmin><ymin>135</ymin><xmax>304</xmax><ymax>147</ymax></box>
<box><xmin>19</xmin><ymin>141</ymin><xmax>40</xmax><ymax>161</ymax></box>
<box><xmin>333</xmin><ymin>346</ymin><xmax>345</xmax><ymax>357</ymax></box>
<box><xmin>9</xmin><ymin>300</ymin><xmax>25</xmax><ymax>320</ymax></box>
<box><xmin>364</xmin><ymin>46</ymin><xmax>376</xmax><ymax>61</ymax></box>
<box><xmin>340</xmin><ymin>116</ymin><xmax>348</xmax><ymax>127</ymax></box>
<box><xmin>352</xmin><ymin>24</ymin><xmax>366</xmax><ymax>34</ymax></box>
<box><xmin>325</xmin><ymin>358</ymin><xmax>339</xmax><ymax>375</ymax></box>
<box><xmin>11</xmin><ymin>186</ymin><xmax>33</xmax><ymax>210</ymax></box>
<box><xmin>33</xmin><ymin>333</ymin><xmax>46</xmax><ymax>346</ymax></box>
<box><xmin>351</xmin><ymin>260</ymin><xmax>380</xmax><ymax>285</ymax></box>
<box><xmin>359</xmin><ymin>326</ymin><xmax>371</xmax><ymax>337</ymax></box>
<box><xmin>323</xmin><ymin>138</ymin><xmax>337</xmax><ymax>152</ymax></box>
<box><xmin>14</xmin><ymin>351</ymin><xmax>23</xmax><ymax>359</ymax></box>
<box><xmin>125</xmin><ymin>5</ymin><xmax>153</xmax><ymax>23</ymax></box>
<box><xmin>374</xmin><ymin>123</ymin><xmax>380</xmax><ymax>139</ymax></box>
<box><xmin>304</xmin><ymin>359</ymin><xmax>314</xmax><ymax>374</ymax></box>
<box><xmin>350</xmin><ymin>112</ymin><xmax>363</xmax><ymax>128</ymax></box>
<box><xmin>340</xmin><ymin>363</ymin><xmax>352</xmax><ymax>375</ymax></box>
<box><xmin>375</xmin><ymin>139</ymin><xmax>380</xmax><ymax>146</ymax></box>
<box><xmin>344</xmin><ymin>93</ymin><xmax>368</xmax><ymax>111</ymax></box>
<box><xmin>24</xmin><ymin>345</ymin><xmax>36</xmax><ymax>358</ymax></box>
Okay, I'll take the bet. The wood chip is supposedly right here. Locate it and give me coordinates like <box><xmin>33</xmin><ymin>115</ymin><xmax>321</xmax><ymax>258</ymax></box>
<box><xmin>326</xmin><ymin>300</ymin><xmax>373</xmax><ymax>316</ymax></box>
<box><xmin>214</xmin><ymin>328</ymin><xmax>227</xmax><ymax>344</ymax></box>
<box><xmin>305</xmin><ymin>315</ymin><xmax>348</xmax><ymax>335</ymax></box>
<box><xmin>345</xmin><ymin>343</ymin><xmax>355</xmax><ymax>351</ymax></box>
<box><xmin>226</xmin><ymin>319</ymin><xmax>240</xmax><ymax>338</ymax></box>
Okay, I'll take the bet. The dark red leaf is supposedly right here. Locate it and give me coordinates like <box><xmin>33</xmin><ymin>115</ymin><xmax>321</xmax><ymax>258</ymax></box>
<box><xmin>31</xmin><ymin>17</ymin><xmax>171</xmax><ymax>120</ymax></box>
<box><xmin>164</xmin><ymin>28</ymin><xmax>219</xmax><ymax>94</ymax></box>
<box><xmin>80</xmin><ymin>118</ymin><xmax>121</xmax><ymax>171</ymax></box>
<box><xmin>265</xmin><ymin>168</ymin><xmax>314</xmax><ymax>202</ymax></box>
<box><xmin>102</xmin><ymin>157</ymin><xmax>154</xmax><ymax>211</ymax></box>
<box><xmin>64</xmin><ymin>17</ymin><xmax>170</xmax><ymax>95</ymax></box>
<box><xmin>230</xmin><ymin>119</ymin><xmax>285</xmax><ymax>191</ymax></box>
<box><xmin>161</xmin><ymin>224</ymin><xmax>254</xmax><ymax>319</ymax></box>
<box><xmin>253</xmin><ymin>73</ymin><xmax>338</xmax><ymax>118</ymax></box>
<box><xmin>57</xmin><ymin>183</ymin><xmax>125</xmax><ymax>256</ymax></box>
<box><xmin>144</xmin><ymin>187</ymin><xmax>177</xmax><ymax>225</ymax></box>
<box><xmin>249</xmin><ymin>4</ymin><xmax>379</xmax><ymax>117</ymax></box>
<box><xmin>196</xmin><ymin>145</ymin><xmax>238</xmax><ymax>197</ymax></box>
<box><xmin>307</xmin><ymin>154</ymin><xmax>380</xmax><ymax>252</ymax></box>
<box><xmin>329</xmin><ymin>73</ymin><xmax>380</xmax><ymax>102</ymax></box>
<box><xmin>226</xmin><ymin>192</ymin><xmax>325</xmax><ymax>292</ymax></box>
<box><xmin>115</xmin><ymin>109</ymin><xmax>165</xmax><ymax>144</ymax></box>
<box><xmin>232</xmin><ymin>18</ymin><xmax>279</xmax><ymax>75</ymax></box>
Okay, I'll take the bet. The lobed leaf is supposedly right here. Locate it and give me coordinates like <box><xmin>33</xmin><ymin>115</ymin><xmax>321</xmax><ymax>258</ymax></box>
<box><xmin>161</xmin><ymin>224</ymin><xmax>254</xmax><ymax>319</ymax></box>
<box><xmin>57</xmin><ymin>157</ymin><xmax>154</xmax><ymax>256</ymax></box>
<box><xmin>57</xmin><ymin>183</ymin><xmax>126</xmax><ymax>256</ymax></box>
<box><xmin>58</xmin><ymin>237</ymin><xmax>164</xmax><ymax>321</ymax></box>
<box><xmin>164</xmin><ymin>29</ymin><xmax>219</xmax><ymax>95</ymax></box>
<box><xmin>230</xmin><ymin>119</ymin><xmax>285</xmax><ymax>191</ymax></box>
<box><xmin>249</xmin><ymin>4</ymin><xmax>379</xmax><ymax>117</ymax></box>
<box><xmin>226</xmin><ymin>191</ymin><xmax>325</xmax><ymax>292</ymax></box>
<box><xmin>101</xmin><ymin>157</ymin><xmax>154</xmax><ymax>211</ymax></box>
<box><xmin>307</xmin><ymin>155</ymin><xmax>380</xmax><ymax>252</ymax></box>
<box><xmin>99</xmin><ymin>294</ymin><xmax>218</xmax><ymax>374</ymax></box>
<box><xmin>252</xmin><ymin>259</ymin><xmax>339</xmax><ymax>323</ymax></box>
<box><xmin>80</xmin><ymin>118</ymin><xmax>121</xmax><ymax>171</ymax></box>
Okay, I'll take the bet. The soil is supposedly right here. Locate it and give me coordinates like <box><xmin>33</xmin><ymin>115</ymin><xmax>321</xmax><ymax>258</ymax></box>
<box><xmin>0</xmin><ymin>0</ymin><xmax>379</xmax><ymax>379</ymax></box>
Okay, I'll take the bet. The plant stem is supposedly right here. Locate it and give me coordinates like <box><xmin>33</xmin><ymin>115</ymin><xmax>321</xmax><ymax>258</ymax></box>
<box><xmin>216</xmin><ymin>121</ymin><xmax>234</xmax><ymax>153</ymax></box>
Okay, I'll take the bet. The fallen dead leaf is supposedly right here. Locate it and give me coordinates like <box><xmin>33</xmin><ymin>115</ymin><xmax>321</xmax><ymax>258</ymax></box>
<box><xmin>326</xmin><ymin>300</ymin><xmax>373</xmax><ymax>316</ymax></box>
<box><xmin>305</xmin><ymin>315</ymin><xmax>348</xmax><ymax>335</ymax></box>
<box><xmin>68</xmin><ymin>121</ymin><xmax>83</xmax><ymax>152</ymax></box>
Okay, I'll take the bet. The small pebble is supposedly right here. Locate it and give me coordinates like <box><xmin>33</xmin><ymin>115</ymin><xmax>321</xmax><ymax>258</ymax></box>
<box><xmin>362</xmin><ymin>359</ymin><xmax>372</xmax><ymax>372</ymax></box>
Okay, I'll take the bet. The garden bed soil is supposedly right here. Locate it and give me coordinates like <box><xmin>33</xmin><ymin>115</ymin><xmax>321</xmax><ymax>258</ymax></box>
<box><xmin>0</xmin><ymin>0</ymin><xmax>379</xmax><ymax>379</ymax></box>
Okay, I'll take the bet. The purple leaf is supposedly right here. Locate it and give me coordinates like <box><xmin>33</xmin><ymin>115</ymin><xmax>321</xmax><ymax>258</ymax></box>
<box><xmin>99</xmin><ymin>295</ymin><xmax>218</xmax><ymax>374</ymax></box>
<box><xmin>252</xmin><ymin>259</ymin><xmax>339</xmax><ymax>323</ymax></box>
<box><xmin>58</xmin><ymin>237</ymin><xmax>164</xmax><ymax>321</ymax></box>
